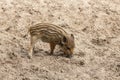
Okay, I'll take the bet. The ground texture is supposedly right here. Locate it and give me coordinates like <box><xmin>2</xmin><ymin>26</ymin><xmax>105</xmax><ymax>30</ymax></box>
<box><xmin>0</xmin><ymin>0</ymin><xmax>120</xmax><ymax>80</ymax></box>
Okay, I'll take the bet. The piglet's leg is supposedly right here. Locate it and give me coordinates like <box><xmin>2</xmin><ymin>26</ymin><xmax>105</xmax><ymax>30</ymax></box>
<box><xmin>28</xmin><ymin>36</ymin><xmax>38</xmax><ymax>59</ymax></box>
<box><xmin>49</xmin><ymin>43</ymin><xmax>56</xmax><ymax>55</ymax></box>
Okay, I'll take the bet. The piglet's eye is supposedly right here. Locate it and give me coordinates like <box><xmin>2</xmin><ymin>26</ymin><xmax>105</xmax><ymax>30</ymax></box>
<box><xmin>67</xmin><ymin>47</ymin><xmax>70</xmax><ymax>50</ymax></box>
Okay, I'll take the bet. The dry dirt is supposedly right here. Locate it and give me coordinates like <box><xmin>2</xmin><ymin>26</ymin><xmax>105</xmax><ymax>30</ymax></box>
<box><xmin>0</xmin><ymin>0</ymin><xmax>120</xmax><ymax>80</ymax></box>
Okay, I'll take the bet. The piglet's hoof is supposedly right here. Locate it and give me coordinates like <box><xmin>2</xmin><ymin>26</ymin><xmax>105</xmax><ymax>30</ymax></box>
<box><xmin>66</xmin><ymin>54</ymin><xmax>73</xmax><ymax>58</ymax></box>
<box><xmin>27</xmin><ymin>55</ymin><xmax>32</xmax><ymax>59</ymax></box>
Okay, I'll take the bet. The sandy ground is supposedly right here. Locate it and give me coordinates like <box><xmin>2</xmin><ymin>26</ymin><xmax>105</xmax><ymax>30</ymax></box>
<box><xmin>0</xmin><ymin>0</ymin><xmax>120</xmax><ymax>80</ymax></box>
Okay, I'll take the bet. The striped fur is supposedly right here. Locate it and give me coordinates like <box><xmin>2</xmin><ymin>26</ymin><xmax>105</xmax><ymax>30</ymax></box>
<box><xmin>28</xmin><ymin>23</ymin><xmax>75</xmax><ymax>58</ymax></box>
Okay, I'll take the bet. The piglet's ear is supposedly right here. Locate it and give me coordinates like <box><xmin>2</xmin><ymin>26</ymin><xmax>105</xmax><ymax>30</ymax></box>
<box><xmin>63</xmin><ymin>36</ymin><xmax>67</xmax><ymax>42</ymax></box>
<box><xmin>60</xmin><ymin>36</ymin><xmax>67</xmax><ymax>46</ymax></box>
<box><xmin>71</xmin><ymin>34</ymin><xmax>74</xmax><ymax>39</ymax></box>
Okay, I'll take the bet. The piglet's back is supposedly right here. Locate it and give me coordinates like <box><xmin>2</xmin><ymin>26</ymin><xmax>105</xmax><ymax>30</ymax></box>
<box><xmin>29</xmin><ymin>23</ymin><xmax>68</xmax><ymax>44</ymax></box>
